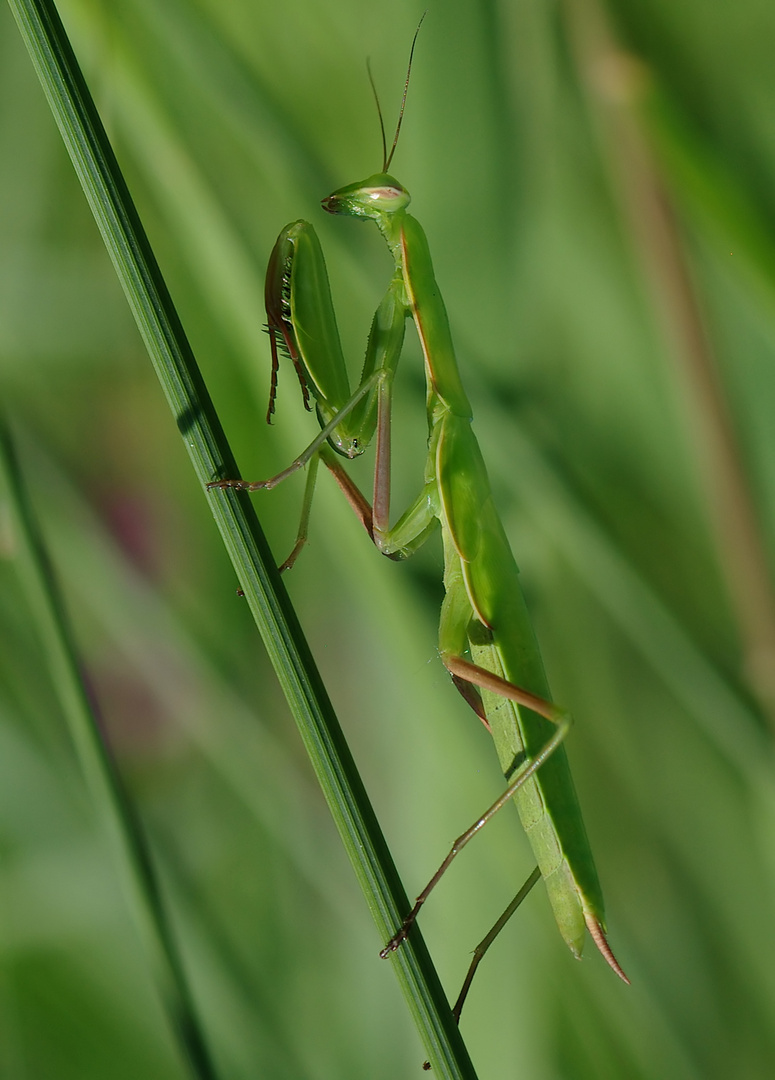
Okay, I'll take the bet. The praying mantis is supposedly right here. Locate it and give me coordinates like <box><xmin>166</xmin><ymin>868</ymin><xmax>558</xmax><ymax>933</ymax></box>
<box><xmin>209</xmin><ymin>28</ymin><xmax>628</xmax><ymax>994</ymax></box>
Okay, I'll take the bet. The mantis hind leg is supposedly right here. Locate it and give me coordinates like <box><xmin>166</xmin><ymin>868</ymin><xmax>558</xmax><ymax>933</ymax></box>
<box><xmin>381</xmin><ymin>577</ymin><xmax>572</xmax><ymax>956</ymax></box>
<box><xmin>385</xmin><ymin>572</ymin><xmax>629</xmax><ymax>984</ymax></box>
<box><xmin>450</xmin><ymin>865</ymin><xmax>541</xmax><ymax>1025</ymax></box>
<box><xmin>380</xmin><ymin>692</ymin><xmax>570</xmax><ymax>955</ymax></box>
<box><xmin>380</xmin><ymin>566</ymin><xmax>569</xmax><ymax>952</ymax></box>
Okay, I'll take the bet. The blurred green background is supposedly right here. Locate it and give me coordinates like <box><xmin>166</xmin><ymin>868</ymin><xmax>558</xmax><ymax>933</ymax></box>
<box><xmin>3</xmin><ymin>0</ymin><xmax>775</xmax><ymax>1077</ymax></box>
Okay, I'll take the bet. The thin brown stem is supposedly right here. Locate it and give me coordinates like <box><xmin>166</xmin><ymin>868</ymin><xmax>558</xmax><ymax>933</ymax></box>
<box><xmin>567</xmin><ymin>0</ymin><xmax>775</xmax><ymax>728</ymax></box>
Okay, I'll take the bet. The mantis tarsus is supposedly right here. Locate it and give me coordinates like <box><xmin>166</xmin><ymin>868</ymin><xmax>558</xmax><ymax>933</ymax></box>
<box><xmin>210</xmin><ymin>27</ymin><xmax>628</xmax><ymax>1000</ymax></box>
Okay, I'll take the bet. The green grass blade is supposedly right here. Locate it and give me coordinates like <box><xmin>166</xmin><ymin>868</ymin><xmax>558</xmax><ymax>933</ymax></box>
<box><xmin>6</xmin><ymin>0</ymin><xmax>476</xmax><ymax>1074</ymax></box>
<box><xmin>0</xmin><ymin>417</ymin><xmax>220</xmax><ymax>1080</ymax></box>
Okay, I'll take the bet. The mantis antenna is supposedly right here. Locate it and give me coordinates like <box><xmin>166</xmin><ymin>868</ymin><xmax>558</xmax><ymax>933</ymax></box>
<box><xmin>368</xmin><ymin>11</ymin><xmax>427</xmax><ymax>173</ymax></box>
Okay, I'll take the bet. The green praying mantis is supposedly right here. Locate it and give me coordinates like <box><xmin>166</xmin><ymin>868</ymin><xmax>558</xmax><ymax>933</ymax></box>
<box><xmin>209</xmin><ymin>27</ymin><xmax>628</xmax><ymax>1001</ymax></box>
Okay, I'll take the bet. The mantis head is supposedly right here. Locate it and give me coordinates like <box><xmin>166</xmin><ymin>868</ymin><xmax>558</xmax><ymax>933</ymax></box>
<box><xmin>321</xmin><ymin>174</ymin><xmax>411</xmax><ymax>221</ymax></box>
